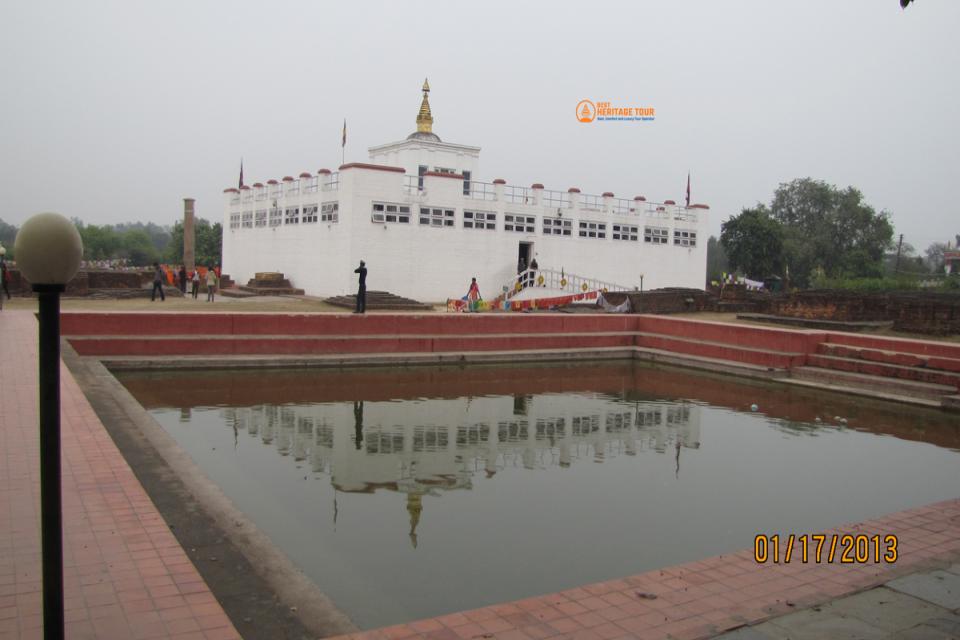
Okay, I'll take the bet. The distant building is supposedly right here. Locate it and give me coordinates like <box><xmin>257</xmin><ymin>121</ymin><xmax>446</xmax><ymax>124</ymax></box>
<box><xmin>222</xmin><ymin>80</ymin><xmax>710</xmax><ymax>301</ymax></box>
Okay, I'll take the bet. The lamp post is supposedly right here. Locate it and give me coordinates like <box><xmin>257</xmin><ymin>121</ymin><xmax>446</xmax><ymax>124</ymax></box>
<box><xmin>14</xmin><ymin>213</ymin><xmax>83</xmax><ymax>640</ymax></box>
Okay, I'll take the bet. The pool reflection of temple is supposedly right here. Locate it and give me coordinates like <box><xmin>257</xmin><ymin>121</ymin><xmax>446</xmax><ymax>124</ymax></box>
<box><xmin>218</xmin><ymin>394</ymin><xmax>701</xmax><ymax>545</ymax></box>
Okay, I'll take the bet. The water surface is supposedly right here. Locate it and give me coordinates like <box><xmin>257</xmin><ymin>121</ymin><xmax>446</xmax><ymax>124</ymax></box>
<box><xmin>116</xmin><ymin>362</ymin><xmax>960</xmax><ymax>629</ymax></box>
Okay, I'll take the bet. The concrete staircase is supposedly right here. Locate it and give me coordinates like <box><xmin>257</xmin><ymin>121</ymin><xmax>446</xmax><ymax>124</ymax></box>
<box><xmin>324</xmin><ymin>291</ymin><xmax>433</xmax><ymax>311</ymax></box>
<box><xmin>791</xmin><ymin>333</ymin><xmax>960</xmax><ymax>407</ymax></box>
<box><xmin>237</xmin><ymin>272</ymin><xmax>304</xmax><ymax>296</ymax></box>
<box><xmin>59</xmin><ymin>313</ymin><xmax>960</xmax><ymax>411</ymax></box>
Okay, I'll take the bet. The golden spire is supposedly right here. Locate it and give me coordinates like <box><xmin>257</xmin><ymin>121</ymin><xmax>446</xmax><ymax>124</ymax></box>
<box><xmin>416</xmin><ymin>77</ymin><xmax>433</xmax><ymax>133</ymax></box>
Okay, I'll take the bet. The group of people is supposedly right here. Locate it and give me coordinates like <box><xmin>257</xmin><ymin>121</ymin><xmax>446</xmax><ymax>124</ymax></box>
<box><xmin>80</xmin><ymin>258</ymin><xmax>134</xmax><ymax>270</ymax></box>
<box><xmin>517</xmin><ymin>256</ymin><xmax>540</xmax><ymax>288</ymax></box>
<box><xmin>151</xmin><ymin>263</ymin><xmax>219</xmax><ymax>302</ymax></box>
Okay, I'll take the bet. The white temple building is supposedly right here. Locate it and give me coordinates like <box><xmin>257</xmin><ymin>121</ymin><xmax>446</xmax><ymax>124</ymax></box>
<box><xmin>222</xmin><ymin>80</ymin><xmax>710</xmax><ymax>302</ymax></box>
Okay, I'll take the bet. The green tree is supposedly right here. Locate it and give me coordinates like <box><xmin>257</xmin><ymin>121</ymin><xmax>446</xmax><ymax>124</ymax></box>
<box><xmin>705</xmin><ymin>235</ymin><xmax>729</xmax><ymax>284</ymax></box>
<box><xmin>78</xmin><ymin>224</ymin><xmax>121</xmax><ymax>261</ymax></box>
<box><xmin>925</xmin><ymin>242</ymin><xmax>949</xmax><ymax>273</ymax></box>
<box><xmin>120</xmin><ymin>229</ymin><xmax>159</xmax><ymax>266</ymax></box>
<box><xmin>165</xmin><ymin>218</ymin><xmax>222</xmax><ymax>267</ymax></box>
<box><xmin>113</xmin><ymin>222</ymin><xmax>170</xmax><ymax>254</ymax></box>
<box><xmin>0</xmin><ymin>218</ymin><xmax>17</xmax><ymax>259</ymax></box>
<box><xmin>770</xmin><ymin>178</ymin><xmax>894</xmax><ymax>287</ymax></box>
<box><xmin>720</xmin><ymin>206</ymin><xmax>785</xmax><ymax>280</ymax></box>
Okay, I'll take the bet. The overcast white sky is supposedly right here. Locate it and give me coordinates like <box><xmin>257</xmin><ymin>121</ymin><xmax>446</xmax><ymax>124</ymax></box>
<box><xmin>1</xmin><ymin>1</ymin><xmax>957</xmax><ymax>251</ymax></box>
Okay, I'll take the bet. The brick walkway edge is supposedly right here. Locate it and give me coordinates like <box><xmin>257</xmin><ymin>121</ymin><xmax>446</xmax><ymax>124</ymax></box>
<box><xmin>0</xmin><ymin>311</ymin><xmax>240</xmax><ymax>640</ymax></box>
<box><xmin>330</xmin><ymin>498</ymin><xmax>960</xmax><ymax>640</ymax></box>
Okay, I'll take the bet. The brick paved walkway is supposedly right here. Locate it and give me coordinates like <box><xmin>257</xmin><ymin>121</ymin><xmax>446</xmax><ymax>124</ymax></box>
<box><xmin>330</xmin><ymin>501</ymin><xmax>960</xmax><ymax>640</ymax></box>
<box><xmin>0</xmin><ymin>311</ymin><xmax>239</xmax><ymax>640</ymax></box>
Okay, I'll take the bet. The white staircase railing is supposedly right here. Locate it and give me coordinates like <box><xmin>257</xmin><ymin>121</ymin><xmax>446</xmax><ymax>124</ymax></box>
<box><xmin>496</xmin><ymin>268</ymin><xmax>633</xmax><ymax>304</ymax></box>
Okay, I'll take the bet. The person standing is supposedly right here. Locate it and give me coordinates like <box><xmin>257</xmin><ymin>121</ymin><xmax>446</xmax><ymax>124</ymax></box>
<box><xmin>151</xmin><ymin>263</ymin><xmax>166</xmax><ymax>302</ymax></box>
<box><xmin>191</xmin><ymin>269</ymin><xmax>200</xmax><ymax>299</ymax></box>
<box><xmin>178</xmin><ymin>265</ymin><xmax>187</xmax><ymax>294</ymax></box>
<box><xmin>0</xmin><ymin>258</ymin><xmax>10</xmax><ymax>300</ymax></box>
<box><xmin>354</xmin><ymin>260</ymin><xmax>367</xmax><ymax>314</ymax></box>
<box><xmin>529</xmin><ymin>257</ymin><xmax>539</xmax><ymax>287</ymax></box>
<box><xmin>466</xmin><ymin>277</ymin><xmax>482</xmax><ymax>312</ymax></box>
<box><xmin>206</xmin><ymin>266</ymin><xmax>218</xmax><ymax>302</ymax></box>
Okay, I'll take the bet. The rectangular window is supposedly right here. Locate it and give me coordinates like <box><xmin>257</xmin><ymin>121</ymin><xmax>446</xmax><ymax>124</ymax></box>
<box><xmin>578</xmin><ymin>220</ymin><xmax>607</xmax><ymax>239</ymax></box>
<box><xmin>504</xmin><ymin>214</ymin><xmax>536</xmax><ymax>233</ymax></box>
<box><xmin>241</xmin><ymin>211</ymin><xmax>253</xmax><ymax>229</ymax></box>
<box><xmin>255</xmin><ymin>209</ymin><xmax>267</xmax><ymax>228</ymax></box>
<box><xmin>417</xmin><ymin>165</ymin><xmax>427</xmax><ymax>191</ymax></box>
<box><xmin>644</xmin><ymin>226</ymin><xmax>669</xmax><ymax>244</ymax></box>
<box><xmin>229</xmin><ymin>213</ymin><xmax>241</xmax><ymax>230</ymax></box>
<box><xmin>270</xmin><ymin>207</ymin><xmax>283</xmax><ymax>227</ymax></box>
<box><xmin>320</xmin><ymin>202</ymin><xmax>338</xmax><ymax>222</ymax></box>
<box><xmin>372</xmin><ymin>202</ymin><xmax>411</xmax><ymax>224</ymax></box>
<box><xmin>542</xmin><ymin>216</ymin><xmax>572</xmax><ymax>236</ymax></box>
<box><xmin>463</xmin><ymin>210</ymin><xmax>496</xmax><ymax>230</ymax></box>
<box><xmin>290</xmin><ymin>206</ymin><xmax>306</xmax><ymax>224</ymax></box>
<box><xmin>612</xmin><ymin>223</ymin><xmax>639</xmax><ymax>241</ymax></box>
<box><xmin>419</xmin><ymin>207</ymin><xmax>455</xmax><ymax>227</ymax></box>
<box><xmin>462</xmin><ymin>170</ymin><xmax>472</xmax><ymax>196</ymax></box>
<box><xmin>673</xmin><ymin>229</ymin><xmax>697</xmax><ymax>247</ymax></box>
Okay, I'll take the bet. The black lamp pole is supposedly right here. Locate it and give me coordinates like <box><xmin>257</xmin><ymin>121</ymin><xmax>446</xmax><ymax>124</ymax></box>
<box><xmin>15</xmin><ymin>212</ymin><xmax>82</xmax><ymax>640</ymax></box>
<box><xmin>35</xmin><ymin>283</ymin><xmax>65</xmax><ymax>640</ymax></box>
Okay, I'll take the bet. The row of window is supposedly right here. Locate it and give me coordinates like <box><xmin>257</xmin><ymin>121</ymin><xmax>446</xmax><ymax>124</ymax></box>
<box><xmin>230</xmin><ymin>202</ymin><xmax>697</xmax><ymax>247</ymax></box>
<box><xmin>230</xmin><ymin>203</ymin><xmax>339</xmax><ymax>229</ymax></box>
<box><xmin>370</xmin><ymin>203</ymin><xmax>696</xmax><ymax>245</ymax></box>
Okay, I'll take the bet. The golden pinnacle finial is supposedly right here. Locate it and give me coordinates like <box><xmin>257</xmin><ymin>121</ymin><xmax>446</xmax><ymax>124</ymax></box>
<box><xmin>416</xmin><ymin>78</ymin><xmax>433</xmax><ymax>133</ymax></box>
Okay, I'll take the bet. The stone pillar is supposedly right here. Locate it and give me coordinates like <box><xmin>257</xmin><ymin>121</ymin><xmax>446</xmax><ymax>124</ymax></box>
<box><xmin>183</xmin><ymin>198</ymin><xmax>195</xmax><ymax>272</ymax></box>
<box><xmin>531</xmin><ymin>183</ymin><xmax>544</xmax><ymax>206</ymax></box>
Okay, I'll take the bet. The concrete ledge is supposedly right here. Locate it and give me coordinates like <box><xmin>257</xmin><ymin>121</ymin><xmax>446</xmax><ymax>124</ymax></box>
<box><xmin>63</xmin><ymin>341</ymin><xmax>357</xmax><ymax>638</ymax></box>
<box><xmin>783</xmin><ymin>378</ymin><xmax>944</xmax><ymax>409</ymax></box>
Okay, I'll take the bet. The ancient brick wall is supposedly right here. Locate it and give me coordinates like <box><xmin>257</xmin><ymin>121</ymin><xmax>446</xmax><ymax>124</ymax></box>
<box><xmin>767</xmin><ymin>291</ymin><xmax>960</xmax><ymax>335</ymax></box>
<box><xmin>4</xmin><ymin>269</ymin><xmax>145</xmax><ymax>297</ymax></box>
<box><xmin>601</xmin><ymin>288</ymin><xmax>715</xmax><ymax>314</ymax></box>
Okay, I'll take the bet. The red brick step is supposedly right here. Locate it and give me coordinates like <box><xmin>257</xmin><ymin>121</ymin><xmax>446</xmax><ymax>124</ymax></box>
<box><xmin>816</xmin><ymin>342</ymin><xmax>960</xmax><ymax>374</ymax></box>
<box><xmin>806</xmin><ymin>353</ymin><xmax>960</xmax><ymax>390</ymax></box>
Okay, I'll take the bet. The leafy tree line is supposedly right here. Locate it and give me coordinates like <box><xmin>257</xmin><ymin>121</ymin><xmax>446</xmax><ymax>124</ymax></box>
<box><xmin>0</xmin><ymin>217</ymin><xmax>221</xmax><ymax>267</ymax></box>
<box><xmin>718</xmin><ymin>178</ymin><xmax>897</xmax><ymax>288</ymax></box>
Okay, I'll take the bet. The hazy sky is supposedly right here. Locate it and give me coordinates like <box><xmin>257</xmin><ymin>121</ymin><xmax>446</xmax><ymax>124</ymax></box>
<box><xmin>1</xmin><ymin>1</ymin><xmax>957</xmax><ymax>251</ymax></box>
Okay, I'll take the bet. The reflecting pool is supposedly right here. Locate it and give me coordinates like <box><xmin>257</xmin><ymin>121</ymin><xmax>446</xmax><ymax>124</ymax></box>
<box><xmin>115</xmin><ymin>362</ymin><xmax>960</xmax><ymax>629</ymax></box>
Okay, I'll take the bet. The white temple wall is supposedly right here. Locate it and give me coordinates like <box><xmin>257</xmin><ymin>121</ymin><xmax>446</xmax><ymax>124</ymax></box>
<box><xmin>223</xmin><ymin>169</ymin><xmax>709</xmax><ymax>301</ymax></box>
<box><xmin>368</xmin><ymin>140</ymin><xmax>480</xmax><ymax>178</ymax></box>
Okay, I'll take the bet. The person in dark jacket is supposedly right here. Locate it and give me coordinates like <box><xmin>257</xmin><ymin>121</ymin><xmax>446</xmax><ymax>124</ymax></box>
<box><xmin>354</xmin><ymin>260</ymin><xmax>367</xmax><ymax>314</ymax></box>
<box><xmin>0</xmin><ymin>259</ymin><xmax>10</xmax><ymax>300</ymax></box>
<box><xmin>151</xmin><ymin>263</ymin><xmax>166</xmax><ymax>302</ymax></box>
<box><xmin>178</xmin><ymin>266</ymin><xmax>187</xmax><ymax>294</ymax></box>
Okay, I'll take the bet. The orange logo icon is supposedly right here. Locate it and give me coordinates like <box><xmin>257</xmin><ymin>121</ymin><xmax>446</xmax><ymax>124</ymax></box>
<box><xmin>576</xmin><ymin>100</ymin><xmax>595</xmax><ymax>123</ymax></box>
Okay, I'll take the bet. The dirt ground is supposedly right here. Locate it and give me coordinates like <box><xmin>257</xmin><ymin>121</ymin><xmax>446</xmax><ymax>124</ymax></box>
<box><xmin>0</xmin><ymin>294</ymin><xmax>446</xmax><ymax>314</ymax></box>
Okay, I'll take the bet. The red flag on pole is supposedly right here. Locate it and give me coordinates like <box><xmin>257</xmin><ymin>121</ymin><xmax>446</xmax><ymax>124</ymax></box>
<box><xmin>685</xmin><ymin>171</ymin><xmax>691</xmax><ymax>207</ymax></box>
